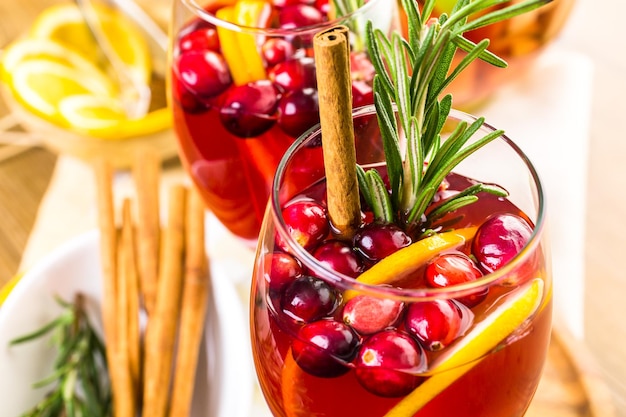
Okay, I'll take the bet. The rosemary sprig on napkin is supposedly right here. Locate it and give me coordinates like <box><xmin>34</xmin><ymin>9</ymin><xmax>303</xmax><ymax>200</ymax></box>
<box><xmin>358</xmin><ymin>0</ymin><xmax>551</xmax><ymax>236</ymax></box>
<box><xmin>10</xmin><ymin>294</ymin><xmax>111</xmax><ymax>417</ymax></box>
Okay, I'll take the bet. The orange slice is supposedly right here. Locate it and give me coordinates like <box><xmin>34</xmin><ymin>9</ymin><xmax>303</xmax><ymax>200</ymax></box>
<box><xmin>216</xmin><ymin>0</ymin><xmax>269</xmax><ymax>85</ymax></box>
<box><xmin>384</xmin><ymin>278</ymin><xmax>545</xmax><ymax>416</ymax></box>
<box><xmin>344</xmin><ymin>227</ymin><xmax>477</xmax><ymax>300</ymax></box>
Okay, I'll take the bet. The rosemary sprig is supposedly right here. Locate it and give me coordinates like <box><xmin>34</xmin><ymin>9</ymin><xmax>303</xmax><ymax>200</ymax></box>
<box><xmin>10</xmin><ymin>293</ymin><xmax>111</xmax><ymax>417</ymax></box>
<box><xmin>358</xmin><ymin>0</ymin><xmax>551</xmax><ymax>235</ymax></box>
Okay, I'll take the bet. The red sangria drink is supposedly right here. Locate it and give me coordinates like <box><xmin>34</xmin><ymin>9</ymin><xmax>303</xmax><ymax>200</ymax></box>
<box><xmin>168</xmin><ymin>0</ymin><xmax>399</xmax><ymax>241</ymax></box>
<box><xmin>250</xmin><ymin>105</ymin><xmax>551</xmax><ymax>417</ymax></box>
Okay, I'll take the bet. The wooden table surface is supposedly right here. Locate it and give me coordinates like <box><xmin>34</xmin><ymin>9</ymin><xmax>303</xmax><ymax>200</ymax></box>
<box><xmin>0</xmin><ymin>0</ymin><xmax>624</xmax><ymax>416</ymax></box>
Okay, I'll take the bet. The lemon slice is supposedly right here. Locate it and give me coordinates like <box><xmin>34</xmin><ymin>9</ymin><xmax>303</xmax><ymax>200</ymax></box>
<box><xmin>216</xmin><ymin>0</ymin><xmax>268</xmax><ymax>85</ymax></box>
<box><xmin>28</xmin><ymin>3</ymin><xmax>151</xmax><ymax>86</ymax></box>
<box><xmin>384</xmin><ymin>278</ymin><xmax>545</xmax><ymax>417</ymax></box>
<box><xmin>0</xmin><ymin>38</ymin><xmax>102</xmax><ymax>83</ymax></box>
<box><xmin>58</xmin><ymin>94</ymin><xmax>126</xmax><ymax>131</ymax></box>
<box><xmin>9</xmin><ymin>59</ymin><xmax>116</xmax><ymax>121</ymax></box>
<box><xmin>344</xmin><ymin>227</ymin><xmax>477</xmax><ymax>300</ymax></box>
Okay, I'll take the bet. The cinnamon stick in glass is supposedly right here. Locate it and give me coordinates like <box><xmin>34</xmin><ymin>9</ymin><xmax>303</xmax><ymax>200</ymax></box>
<box><xmin>313</xmin><ymin>25</ymin><xmax>361</xmax><ymax>240</ymax></box>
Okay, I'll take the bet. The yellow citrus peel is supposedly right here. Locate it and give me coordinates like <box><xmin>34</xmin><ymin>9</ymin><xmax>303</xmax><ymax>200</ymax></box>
<box><xmin>344</xmin><ymin>227</ymin><xmax>477</xmax><ymax>300</ymax></box>
<box><xmin>383</xmin><ymin>277</ymin><xmax>545</xmax><ymax>417</ymax></box>
<box><xmin>216</xmin><ymin>0</ymin><xmax>268</xmax><ymax>85</ymax></box>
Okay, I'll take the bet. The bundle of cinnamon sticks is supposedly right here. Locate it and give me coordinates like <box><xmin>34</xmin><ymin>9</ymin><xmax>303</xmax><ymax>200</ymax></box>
<box><xmin>94</xmin><ymin>149</ymin><xmax>211</xmax><ymax>417</ymax></box>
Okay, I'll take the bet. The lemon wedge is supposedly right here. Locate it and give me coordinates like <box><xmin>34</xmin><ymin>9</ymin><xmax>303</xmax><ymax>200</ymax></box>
<box><xmin>216</xmin><ymin>0</ymin><xmax>268</xmax><ymax>85</ymax></box>
<box><xmin>9</xmin><ymin>59</ymin><xmax>116</xmax><ymax>122</ymax></box>
<box><xmin>0</xmin><ymin>38</ymin><xmax>102</xmax><ymax>84</ymax></box>
<box><xmin>58</xmin><ymin>94</ymin><xmax>126</xmax><ymax>131</ymax></box>
<box><xmin>28</xmin><ymin>3</ymin><xmax>152</xmax><ymax>86</ymax></box>
<box><xmin>384</xmin><ymin>278</ymin><xmax>545</xmax><ymax>417</ymax></box>
<box><xmin>344</xmin><ymin>228</ymin><xmax>477</xmax><ymax>300</ymax></box>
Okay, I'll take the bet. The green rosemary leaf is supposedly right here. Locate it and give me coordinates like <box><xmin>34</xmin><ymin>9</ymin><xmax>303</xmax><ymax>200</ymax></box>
<box><xmin>452</xmin><ymin>35</ymin><xmax>506</xmax><ymax>67</ymax></box>
<box><xmin>401</xmin><ymin>117</ymin><xmax>423</xmax><ymax>211</ymax></box>
<box><xmin>400</xmin><ymin>0</ymin><xmax>421</xmax><ymax>51</ymax></box>
<box><xmin>366</xmin><ymin>169</ymin><xmax>394</xmax><ymax>223</ymax></box>
<box><xmin>365</xmin><ymin>22</ymin><xmax>394</xmax><ymax>97</ymax></box>
<box><xmin>459</xmin><ymin>0</ymin><xmax>552</xmax><ymax>33</ymax></box>
<box><xmin>428</xmin><ymin>195</ymin><xmax>479</xmax><ymax>223</ymax></box>
<box><xmin>9</xmin><ymin>312</ymin><xmax>73</xmax><ymax>345</ymax></box>
<box><xmin>373</xmin><ymin>86</ymin><xmax>402</xmax><ymax>202</ymax></box>
<box><xmin>356</xmin><ymin>164</ymin><xmax>372</xmax><ymax>207</ymax></box>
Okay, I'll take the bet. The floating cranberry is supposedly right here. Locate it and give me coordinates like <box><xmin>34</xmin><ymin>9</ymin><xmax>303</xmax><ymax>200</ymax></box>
<box><xmin>350</xmin><ymin>51</ymin><xmax>376</xmax><ymax>83</ymax></box>
<box><xmin>280</xmin><ymin>200</ymin><xmax>329</xmax><ymax>251</ymax></box>
<box><xmin>315</xmin><ymin>0</ymin><xmax>330</xmax><ymax>15</ymax></box>
<box><xmin>292</xmin><ymin>319</ymin><xmax>359</xmax><ymax>378</ymax></box>
<box><xmin>355</xmin><ymin>330</ymin><xmax>425</xmax><ymax>397</ymax></box>
<box><xmin>405</xmin><ymin>299</ymin><xmax>467</xmax><ymax>351</ymax></box>
<box><xmin>277</xmin><ymin>88</ymin><xmax>320</xmax><ymax>138</ymax></box>
<box><xmin>176</xmin><ymin>50</ymin><xmax>232</xmax><ymax>99</ymax></box>
<box><xmin>343</xmin><ymin>295</ymin><xmax>404</xmax><ymax>335</ymax></box>
<box><xmin>269</xmin><ymin>57</ymin><xmax>317</xmax><ymax>92</ymax></box>
<box><xmin>312</xmin><ymin>240</ymin><xmax>362</xmax><ymax>278</ymax></box>
<box><xmin>179</xmin><ymin>27</ymin><xmax>220</xmax><ymax>53</ymax></box>
<box><xmin>279</xmin><ymin>4</ymin><xmax>324</xmax><ymax>29</ymax></box>
<box><xmin>262</xmin><ymin>38</ymin><xmax>295</xmax><ymax>67</ymax></box>
<box><xmin>472</xmin><ymin>213</ymin><xmax>533</xmax><ymax>273</ymax></box>
<box><xmin>219</xmin><ymin>80</ymin><xmax>279</xmax><ymax>138</ymax></box>
<box><xmin>172</xmin><ymin>78</ymin><xmax>210</xmax><ymax>114</ymax></box>
<box><xmin>262</xmin><ymin>251</ymin><xmax>302</xmax><ymax>295</ymax></box>
<box><xmin>354</xmin><ymin>223</ymin><xmax>411</xmax><ymax>263</ymax></box>
<box><xmin>282</xmin><ymin>275</ymin><xmax>338</xmax><ymax>322</ymax></box>
<box><xmin>425</xmin><ymin>252</ymin><xmax>488</xmax><ymax>307</ymax></box>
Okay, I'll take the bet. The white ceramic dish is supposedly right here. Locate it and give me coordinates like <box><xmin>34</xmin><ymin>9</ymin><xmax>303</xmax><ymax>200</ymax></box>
<box><xmin>0</xmin><ymin>230</ymin><xmax>253</xmax><ymax>417</ymax></box>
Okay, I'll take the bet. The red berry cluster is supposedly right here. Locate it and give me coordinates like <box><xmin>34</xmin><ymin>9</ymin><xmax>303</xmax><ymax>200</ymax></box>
<box><xmin>172</xmin><ymin>0</ymin><xmax>376</xmax><ymax>139</ymax></box>
<box><xmin>264</xmin><ymin>198</ymin><xmax>533</xmax><ymax>397</ymax></box>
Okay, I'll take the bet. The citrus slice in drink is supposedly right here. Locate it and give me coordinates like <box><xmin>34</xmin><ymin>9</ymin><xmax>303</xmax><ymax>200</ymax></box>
<box><xmin>344</xmin><ymin>227</ymin><xmax>477</xmax><ymax>300</ymax></box>
<box><xmin>215</xmin><ymin>0</ymin><xmax>269</xmax><ymax>85</ymax></box>
<box><xmin>8</xmin><ymin>59</ymin><xmax>116</xmax><ymax>122</ymax></box>
<box><xmin>383</xmin><ymin>277</ymin><xmax>545</xmax><ymax>416</ymax></box>
<box><xmin>28</xmin><ymin>3</ymin><xmax>152</xmax><ymax>86</ymax></box>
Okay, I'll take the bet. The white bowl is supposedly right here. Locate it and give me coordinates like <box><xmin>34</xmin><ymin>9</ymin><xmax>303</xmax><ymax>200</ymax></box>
<box><xmin>0</xmin><ymin>230</ymin><xmax>254</xmax><ymax>417</ymax></box>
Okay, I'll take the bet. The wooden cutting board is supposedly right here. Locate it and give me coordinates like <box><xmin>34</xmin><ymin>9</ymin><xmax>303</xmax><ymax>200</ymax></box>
<box><xmin>526</xmin><ymin>320</ymin><xmax>617</xmax><ymax>417</ymax></box>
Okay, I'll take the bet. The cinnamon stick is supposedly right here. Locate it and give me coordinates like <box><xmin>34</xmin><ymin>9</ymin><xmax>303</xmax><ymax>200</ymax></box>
<box><xmin>313</xmin><ymin>25</ymin><xmax>361</xmax><ymax>239</ymax></box>
<box><xmin>132</xmin><ymin>148</ymin><xmax>161</xmax><ymax>316</ymax></box>
<box><xmin>94</xmin><ymin>159</ymin><xmax>134</xmax><ymax>416</ymax></box>
<box><xmin>119</xmin><ymin>198</ymin><xmax>141</xmax><ymax>400</ymax></box>
<box><xmin>143</xmin><ymin>184</ymin><xmax>187</xmax><ymax>417</ymax></box>
<box><xmin>168</xmin><ymin>186</ymin><xmax>210</xmax><ymax>417</ymax></box>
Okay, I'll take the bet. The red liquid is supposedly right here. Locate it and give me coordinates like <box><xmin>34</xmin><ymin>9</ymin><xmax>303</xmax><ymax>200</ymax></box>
<box><xmin>170</xmin><ymin>1</ymin><xmax>388</xmax><ymax>240</ymax></box>
<box><xmin>251</xmin><ymin>172</ymin><xmax>552</xmax><ymax>417</ymax></box>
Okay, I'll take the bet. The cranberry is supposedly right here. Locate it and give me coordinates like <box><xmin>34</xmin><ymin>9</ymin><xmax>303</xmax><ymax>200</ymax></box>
<box><xmin>176</xmin><ymin>50</ymin><xmax>232</xmax><ymax>99</ymax></box>
<box><xmin>269</xmin><ymin>57</ymin><xmax>317</xmax><ymax>92</ymax></box>
<box><xmin>350</xmin><ymin>51</ymin><xmax>376</xmax><ymax>83</ymax></box>
<box><xmin>355</xmin><ymin>330</ymin><xmax>425</xmax><ymax>397</ymax></box>
<box><xmin>279</xmin><ymin>200</ymin><xmax>329</xmax><ymax>251</ymax></box>
<box><xmin>219</xmin><ymin>80</ymin><xmax>280</xmax><ymax>138</ymax></box>
<box><xmin>279</xmin><ymin>4</ymin><xmax>324</xmax><ymax>29</ymax></box>
<box><xmin>405</xmin><ymin>299</ymin><xmax>467</xmax><ymax>351</ymax></box>
<box><xmin>292</xmin><ymin>319</ymin><xmax>359</xmax><ymax>378</ymax></box>
<box><xmin>354</xmin><ymin>223</ymin><xmax>412</xmax><ymax>263</ymax></box>
<box><xmin>179</xmin><ymin>27</ymin><xmax>220</xmax><ymax>53</ymax></box>
<box><xmin>315</xmin><ymin>0</ymin><xmax>330</xmax><ymax>15</ymax></box>
<box><xmin>277</xmin><ymin>88</ymin><xmax>320</xmax><ymax>138</ymax></box>
<box><xmin>173</xmin><ymin>77</ymin><xmax>210</xmax><ymax>114</ymax></box>
<box><xmin>425</xmin><ymin>252</ymin><xmax>488</xmax><ymax>307</ymax></box>
<box><xmin>262</xmin><ymin>38</ymin><xmax>295</xmax><ymax>67</ymax></box>
<box><xmin>312</xmin><ymin>240</ymin><xmax>362</xmax><ymax>278</ymax></box>
<box><xmin>262</xmin><ymin>251</ymin><xmax>302</xmax><ymax>295</ymax></box>
<box><xmin>343</xmin><ymin>295</ymin><xmax>404</xmax><ymax>335</ymax></box>
<box><xmin>472</xmin><ymin>213</ymin><xmax>533</xmax><ymax>273</ymax></box>
<box><xmin>352</xmin><ymin>80</ymin><xmax>374</xmax><ymax>109</ymax></box>
<box><xmin>282</xmin><ymin>275</ymin><xmax>338</xmax><ymax>322</ymax></box>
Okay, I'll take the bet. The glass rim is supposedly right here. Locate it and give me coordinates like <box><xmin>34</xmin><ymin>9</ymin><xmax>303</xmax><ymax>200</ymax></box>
<box><xmin>271</xmin><ymin>104</ymin><xmax>547</xmax><ymax>301</ymax></box>
<box><xmin>180</xmin><ymin>0</ymin><xmax>386</xmax><ymax>36</ymax></box>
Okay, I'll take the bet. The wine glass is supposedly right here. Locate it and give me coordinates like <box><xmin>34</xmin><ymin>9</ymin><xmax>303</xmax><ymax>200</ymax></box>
<box><xmin>168</xmin><ymin>0</ymin><xmax>400</xmax><ymax>243</ymax></box>
<box><xmin>250</xmin><ymin>105</ymin><xmax>551</xmax><ymax>416</ymax></box>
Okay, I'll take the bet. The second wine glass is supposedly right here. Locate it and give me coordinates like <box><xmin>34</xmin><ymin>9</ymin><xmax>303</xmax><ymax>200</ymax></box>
<box><xmin>168</xmin><ymin>0</ymin><xmax>400</xmax><ymax>243</ymax></box>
